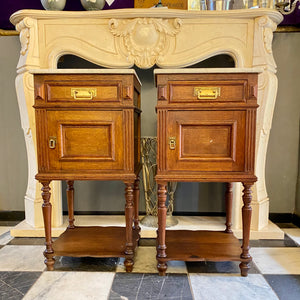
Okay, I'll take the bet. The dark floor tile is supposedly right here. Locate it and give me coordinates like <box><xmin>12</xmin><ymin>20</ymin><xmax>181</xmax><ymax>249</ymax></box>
<box><xmin>0</xmin><ymin>221</ymin><xmax>20</xmax><ymax>226</ymax></box>
<box><xmin>8</xmin><ymin>237</ymin><xmax>46</xmax><ymax>246</ymax></box>
<box><xmin>186</xmin><ymin>260</ymin><xmax>260</xmax><ymax>274</ymax></box>
<box><xmin>109</xmin><ymin>273</ymin><xmax>193</xmax><ymax>300</ymax></box>
<box><xmin>264</xmin><ymin>275</ymin><xmax>300</xmax><ymax>300</ymax></box>
<box><xmin>0</xmin><ymin>281</ymin><xmax>23</xmax><ymax>300</ymax></box>
<box><xmin>275</xmin><ymin>223</ymin><xmax>298</xmax><ymax>229</ymax></box>
<box><xmin>109</xmin><ymin>273</ymin><xmax>143</xmax><ymax>299</ymax></box>
<box><xmin>148</xmin><ymin>274</ymin><xmax>193</xmax><ymax>300</ymax></box>
<box><xmin>0</xmin><ymin>271</ymin><xmax>41</xmax><ymax>299</ymax></box>
<box><xmin>249</xmin><ymin>234</ymin><xmax>298</xmax><ymax>247</ymax></box>
<box><xmin>53</xmin><ymin>256</ymin><xmax>118</xmax><ymax>272</ymax></box>
<box><xmin>139</xmin><ymin>238</ymin><xmax>156</xmax><ymax>246</ymax></box>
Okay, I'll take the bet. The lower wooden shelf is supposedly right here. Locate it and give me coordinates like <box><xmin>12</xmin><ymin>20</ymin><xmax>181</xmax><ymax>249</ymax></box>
<box><xmin>52</xmin><ymin>226</ymin><xmax>140</xmax><ymax>258</ymax></box>
<box><xmin>162</xmin><ymin>230</ymin><xmax>246</xmax><ymax>262</ymax></box>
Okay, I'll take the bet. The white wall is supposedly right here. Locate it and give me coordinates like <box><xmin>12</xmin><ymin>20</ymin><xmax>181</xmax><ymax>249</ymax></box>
<box><xmin>0</xmin><ymin>36</ymin><xmax>27</xmax><ymax>210</ymax></box>
<box><xmin>266</xmin><ymin>32</ymin><xmax>300</xmax><ymax>213</ymax></box>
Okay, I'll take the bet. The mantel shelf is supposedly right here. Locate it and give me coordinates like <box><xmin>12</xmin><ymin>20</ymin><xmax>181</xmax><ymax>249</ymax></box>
<box><xmin>10</xmin><ymin>8</ymin><xmax>283</xmax><ymax>25</ymax></box>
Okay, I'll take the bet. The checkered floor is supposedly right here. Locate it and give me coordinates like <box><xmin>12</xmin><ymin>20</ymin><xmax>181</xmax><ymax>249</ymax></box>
<box><xmin>0</xmin><ymin>222</ymin><xmax>299</xmax><ymax>300</ymax></box>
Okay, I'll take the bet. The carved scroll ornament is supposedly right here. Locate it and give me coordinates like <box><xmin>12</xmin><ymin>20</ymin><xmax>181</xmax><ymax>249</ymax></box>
<box><xmin>258</xmin><ymin>16</ymin><xmax>277</xmax><ymax>55</ymax></box>
<box><xmin>109</xmin><ymin>18</ymin><xmax>182</xmax><ymax>68</ymax></box>
<box><xmin>16</xmin><ymin>17</ymin><xmax>35</xmax><ymax>56</ymax></box>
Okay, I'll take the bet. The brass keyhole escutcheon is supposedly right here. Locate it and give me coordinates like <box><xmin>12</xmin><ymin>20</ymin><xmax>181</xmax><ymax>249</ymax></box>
<box><xmin>169</xmin><ymin>137</ymin><xmax>176</xmax><ymax>150</ymax></box>
<box><xmin>49</xmin><ymin>137</ymin><xmax>57</xmax><ymax>149</ymax></box>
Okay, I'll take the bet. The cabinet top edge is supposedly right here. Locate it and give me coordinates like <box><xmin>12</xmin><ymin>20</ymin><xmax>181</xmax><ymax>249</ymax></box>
<box><xmin>154</xmin><ymin>67</ymin><xmax>264</xmax><ymax>75</ymax></box>
<box><xmin>30</xmin><ymin>69</ymin><xmax>141</xmax><ymax>85</ymax></box>
<box><xmin>10</xmin><ymin>8</ymin><xmax>283</xmax><ymax>26</ymax></box>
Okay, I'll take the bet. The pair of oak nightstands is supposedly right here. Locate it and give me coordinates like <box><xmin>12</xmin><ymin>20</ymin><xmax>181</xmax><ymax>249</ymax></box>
<box><xmin>33</xmin><ymin>68</ymin><xmax>259</xmax><ymax>277</ymax></box>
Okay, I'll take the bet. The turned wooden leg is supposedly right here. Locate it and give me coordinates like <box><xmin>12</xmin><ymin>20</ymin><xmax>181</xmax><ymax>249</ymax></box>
<box><xmin>66</xmin><ymin>180</ymin><xmax>75</xmax><ymax>229</ymax></box>
<box><xmin>41</xmin><ymin>181</ymin><xmax>55</xmax><ymax>271</ymax></box>
<box><xmin>157</xmin><ymin>183</ymin><xmax>168</xmax><ymax>276</ymax></box>
<box><xmin>225</xmin><ymin>182</ymin><xmax>233</xmax><ymax>233</ymax></box>
<box><xmin>239</xmin><ymin>182</ymin><xmax>253</xmax><ymax>277</ymax></box>
<box><xmin>133</xmin><ymin>177</ymin><xmax>141</xmax><ymax>235</ymax></box>
<box><xmin>124</xmin><ymin>181</ymin><xmax>134</xmax><ymax>272</ymax></box>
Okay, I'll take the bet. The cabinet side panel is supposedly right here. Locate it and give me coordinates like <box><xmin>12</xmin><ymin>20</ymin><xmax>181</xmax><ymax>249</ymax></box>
<box><xmin>35</xmin><ymin>109</ymin><xmax>49</xmax><ymax>173</ymax></box>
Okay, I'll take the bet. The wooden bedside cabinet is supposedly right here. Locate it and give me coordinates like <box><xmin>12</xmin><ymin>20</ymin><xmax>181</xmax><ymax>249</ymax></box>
<box><xmin>155</xmin><ymin>68</ymin><xmax>261</xmax><ymax>277</ymax></box>
<box><xmin>33</xmin><ymin>70</ymin><xmax>141</xmax><ymax>272</ymax></box>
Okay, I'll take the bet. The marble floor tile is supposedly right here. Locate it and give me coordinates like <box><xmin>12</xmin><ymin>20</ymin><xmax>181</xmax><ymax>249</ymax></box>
<box><xmin>186</xmin><ymin>260</ymin><xmax>260</xmax><ymax>274</ymax></box>
<box><xmin>282</xmin><ymin>228</ymin><xmax>300</xmax><ymax>245</ymax></box>
<box><xmin>0</xmin><ymin>226</ymin><xmax>12</xmax><ymax>236</ymax></box>
<box><xmin>189</xmin><ymin>274</ymin><xmax>279</xmax><ymax>300</ymax></box>
<box><xmin>251</xmin><ymin>248</ymin><xmax>300</xmax><ymax>274</ymax></box>
<box><xmin>116</xmin><ymin>247</ymin><xmax>187</xmax><ymax>274</ymax></box>
<box><xmin>53</xmin><ymin>256</ymin><xmax>118</xmax><ymax>272</ymax></box>
<box><xmin>23</xmin><ymin>271</ymin><xmax>115</xmax><ymax>300</ymax></box>
<box><xmin>0</xmin><ymin>230</ymin><xmax>13</xmax><ymax>245</ymax></box>
<box><xmin>0</xmin><ymin>281</ymin><xmax>24</xmax><ymax>299</ymax></box>
<box><xmin>0</xmin><ymin>271</ymin><xmax>41</xmax><ymax>299</ymax></box>
<box><xmin>248</xmin><ymin>234</ymin><xmax>298</xmax><ymax>247</ymax></box>
<box><xmin>109</xmin><ymin>273</ymin><xmax>193</xmax><ymax>300</ymax></box>
<box><xmin>264</xmin><ymin>275</ymin><xmax>300</xmax><ymax>300</ymax></box>
<box><xmin>109</xmin><ymin>273</ymin><xmax>143</xmax><ymax>299</ymax></box>
<box><xmin>0</xmin><ymin>245</ymin><xmax>45</xmax><ymax>271</ymax></box>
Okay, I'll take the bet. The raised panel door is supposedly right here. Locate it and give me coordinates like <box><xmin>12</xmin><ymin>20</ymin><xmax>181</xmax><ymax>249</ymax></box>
<box><xmin>166</xmin><ymin>110</ymin><xmax>246</xmax><ymax>172</ymax></box>
<box><xmin>45</xmin><ymin>110</ymin><xmax>124</xmax><ymax>172</ymax></box>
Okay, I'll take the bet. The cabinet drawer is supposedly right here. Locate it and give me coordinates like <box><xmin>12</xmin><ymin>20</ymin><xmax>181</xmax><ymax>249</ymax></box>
<box><xmin>39</xmin><ymin>110</ymin><xmax>124</xmax><ymax>172</ymax></box>
<box><xmin>169</xmin><ymin>80</ymin><xmax>248</xmax><ymax>103</ymax></box>
<box><xmin>165</xmin><ymin>110</ymin><xmax>247</xmax><ymax>172</ymax></box>
<box><xmin>45</xmin><ymin>80</ymin><xmax>121</xmax><ymax>103</ymax></box>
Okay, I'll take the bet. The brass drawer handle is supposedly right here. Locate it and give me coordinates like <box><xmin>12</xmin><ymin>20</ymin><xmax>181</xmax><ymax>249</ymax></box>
<box><xmin>169</xmin><ymin>137</ymin><xmax>176</xmax><ymax>150</ymax></box>
<box><xmin>71</xmin><ymin>88</ymin><xmax>97</xmax><ymax>100</ymax></box>
<box><xmin>194</xmin><ymin>87</ymin><xmax>221</xmax><ymax>100</ymax></box>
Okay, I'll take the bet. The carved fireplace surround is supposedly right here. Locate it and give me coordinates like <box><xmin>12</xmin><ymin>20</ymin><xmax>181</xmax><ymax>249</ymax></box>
<box><xmin>10</xmin><ymin>8</ymin><xmax>283</xmax><ymax>237</ymax></box>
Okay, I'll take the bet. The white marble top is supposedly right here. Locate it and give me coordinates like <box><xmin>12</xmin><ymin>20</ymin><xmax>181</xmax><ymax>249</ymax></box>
<box><xmin>30</xmin><ymin>69</ymin><xmax>142</xmax><ymax>85</ymax></box>
<box><xmin>154</xmin><ymin>67</ymin><xmax>264</xmax><ymax>75</ymax></box>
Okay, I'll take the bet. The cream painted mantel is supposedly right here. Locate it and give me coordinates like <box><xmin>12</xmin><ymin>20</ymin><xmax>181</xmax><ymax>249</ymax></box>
<box><xmin>10</xmin><ymin>8</ymin><xmax>283</xmax><ymax>237</ymax></box>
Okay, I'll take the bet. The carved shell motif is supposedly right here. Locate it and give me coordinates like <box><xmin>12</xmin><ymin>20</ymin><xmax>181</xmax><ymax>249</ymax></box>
<box><xmin>109</xmin><ymin>18</ymin><xmax>182</xmax><ymax>68</ymax></box>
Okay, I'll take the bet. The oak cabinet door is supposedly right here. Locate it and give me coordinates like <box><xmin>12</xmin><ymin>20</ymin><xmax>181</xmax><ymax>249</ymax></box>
<box><xmin>46</xmin><ymin>110</ymin><xmax>124</xmax><ymax>171</ymax></box>
<box><xmin>166</xmin><ymin>110</ymin><xmax>246</xmax><ymax>172</ymax></box>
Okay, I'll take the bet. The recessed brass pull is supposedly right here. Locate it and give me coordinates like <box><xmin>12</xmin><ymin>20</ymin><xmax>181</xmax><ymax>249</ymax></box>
<box><xmin>71</xmin><ymin>88</ymin><xmax>97</xmax><ymax>100</ymax></box>
<box><xmin>194</xmin><ymin>87</ymin><xmax>221</xmax><ymax>100</ymax></box>
<box><xmin>49</xmin><ymin>137</ymin><xmax>56</xmax><ymax>149</ymax></box>
<box><xmin>169</xmin><ymin>137</ymin><xmax>176</xmax><ymax>150</ymax></box>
